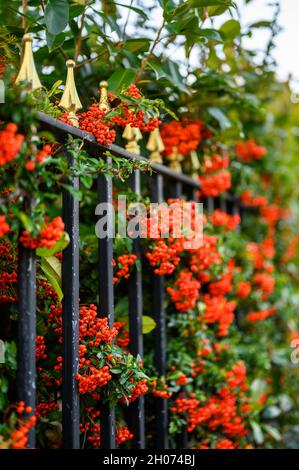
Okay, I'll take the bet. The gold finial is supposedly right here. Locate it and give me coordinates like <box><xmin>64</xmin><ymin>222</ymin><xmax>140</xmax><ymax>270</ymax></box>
<box><xmin>122</xmin><ymin>124</ymin><xmax>142</xmax><ymax>154</ymax></box>
<box><xmin>59</xmin><ymin>59</ymin><xmax>82</xmax><ymax>127</ymax></box>
<box><xmin>15</xmin><ymin>33</ymin><xmax>42</xmax><ymax>90</ymax></box>
<box><xmin>99</xmin><ymin>80</ymin><xmax>110</xmax><ymax>111</ymax></box>
<box><xmin>146</xmin><ymin>128</ymin><xmax>165</xmax><ymax>164</ymax></box>
<box><xmin>167</xmin><ymin>147</ymin><xmax>183</xmax><ymax>173</ymax></box>
<box><xmin>190</xmin><ymin>150</ymin><xmax>200</xmax><ymax>179</ymax></box>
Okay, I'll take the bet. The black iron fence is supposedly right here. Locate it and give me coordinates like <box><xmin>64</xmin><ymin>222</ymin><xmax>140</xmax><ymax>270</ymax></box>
<box><xmin>17</xmin><ymin>112</ymin><xmax>242</xmax><ymax>449</ymax></box>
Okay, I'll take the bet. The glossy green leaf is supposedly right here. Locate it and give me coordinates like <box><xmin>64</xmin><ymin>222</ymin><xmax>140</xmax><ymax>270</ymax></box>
<box><xmin>220</xmin><ymin>19</ymin><xmax>241</xmax><ymax>39</ymax></box>
<box><xmin>208</xmin><ymin>107</ymin><xmax>231</xmax><ymax>130</ymax></box>
<box><xmin>107</xmin><ymin>68</ymin><xmax>136</xmax><ymax>91</ymax></box>
<box><xmin>45</xmin><ymin>0</ymin><xmax>69</xmax><ymax>35</ymax></box>
<box><xmin>40</xmin><ymin>256</ymin><xmax>63</xmax><ymax>301</ymax></box>
<box><xmin>142</xmin><ymin>316</ymin><xmax>156</xmax><ymax>334</ymax></box>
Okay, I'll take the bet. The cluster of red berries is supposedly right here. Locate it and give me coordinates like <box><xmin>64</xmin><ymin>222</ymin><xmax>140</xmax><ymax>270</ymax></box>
<box><xmin>224</xmin><ymin>361</ymin><xmax>248</xmax><ymax>390</ymax></box>
<box><xmin>10</xmin><ymin>402</ymin><xmax>36</xmax><ymax>449</ymax></box>
<box><xmin>208</xmin><ymin>260</ymin><xmax>234</xmax><ymax>297</ymax></box>
<box><xmin>190</xmin><ymin>234</ymin><xmax>222</xmax><ymax>283</ymax></box>
<box><xmin>146</xmin><ymin>199</ymin><xmax>204</xmax><ymax>275</ymax></box>
<box><xmin>25</xmin><ymin>144</ymin><xmax>52</xmax><ymax>172</ymax></box>
<box><xmin>176</xmin><ymin>373</ymin><xmax>188</xmax><ymax>386</ymax></box>
<box><xmin>146</xmin><ymin>239</ymin><xmax>182</xmax><ymax>275</ymax></box>
<box><xmin>113</xmin><ymin>254</ymin><xmax>137</xmax><ymax>284</ymax></box>
<box><xmin>124</xmin><ymin>84</ymin><xmax>142</xmax><ymax>100</ymax></box>
<box><xmin>235</xmin><ymin>281</ymin><xmax>251</xmax><ymax>299</ymax></box>
<box><xmin>202</xmin><ymin>154</ymin><xmax>229</xmax><ymax>173</ymax></box>
<box><xmin>247</xmin><ymin>307</ymin><xmax>276</xmax><ymax>322</ymax></box>
<box><xmin>112</xmin><ymin>106</ymin><xmax>160</xmax><ymax>132</ymax></box>
<box><xmin>150</xmin><ymin>379</ymin><xmax>172</xmax><ymax>399</ymax></box>
<box><xmin>167</xmin><ymin>270</ymin><xmax>201</xmax><ymax>311</ymax></box>
<box><xmin>0</xmin><ymin>241</ymin><xmax>17</xmax><ymax>303</ymax></box>
<box><xmin>0</xmin><ymin>123</ymin><xmax>24</xmax><ymax>166</ymax></box>
<box><xmin>199</xmin><ymin>171</ymin><xmax>231</xmax><ymax>197</ymax></box>
<box><xmin>235</xmin><ymin>139</ymin><xmax>267</xmax><ymax>162</ymax></box>
<box><xmin>114</xmin><ymin>321</ymin><xmax>130</xmax><ymax>348</ymax></box>
<box><xmin>116</xmin><ymin>426</ymin><xmax>134</xmax><ymax>445</ymax></box>
<box><xmin>20</xmin><ymin>216</ymin><xmax>64</xmax><ymax>249</ymax></box>
<box><xmin>35</xmin><ymin>402</ymin><xmax>59</xmax><ymax>420</ymax></box>
<box><xmin>260</xmin><ymin>203</ymin><xmax>281</xmax><ymax>226</ymax></box>
<box><xmin>240</xmin><ymin>190</ymin><xmax>268</xmax><ymax>208</ymax></box>
<box><xmin>172</xmin><ymin>383</ymin><xmax>248</xmax><ymax>439</ymax></box>
<box><xmin>253</xmin><ymin>272</ymin><xmax>275</xmax><ymax>300</ymax></box>
<box><xmin>197</xmin><ymin>154</ymin><xmax>231</xmax><ymax>197</ymax></box>
<box><xmin>0</xmin><ymin>215</ymin><xmax>10</xmax><ymax>238</ymax></box>
<box><xmin>120</xmin><ymin>379</ymin><xmax>148</xmax><ymax>404</ymax></box>
<box><xmin>209</xmin><ymin>209</ymin><xmax>240</xmax><ymax>231</ymax></box>
<box><xmin>202</xmin><ymin>294</ymin><xmax>237</xmax><ymax>337</ymax></box>
<box><xmin>79</xmin><ymin>304</ymin><xmax>118</xmax><ymax>347</ymax></box>
<box><xmin>76</xmin><ymin>365</ymin><xmax>112</xmax><ymax>395</ymax></box>
<box><xmin>160</xmin><ymin>120</ymin><xmax>204</xmax><ymax>157</ymax></box>
<box><xmin>36</xmin><ymin>335</ymin><xmax>47</xmax><ymax>361</ymax></box>
<box><xmin>79</xmin><ymin>104</ymin><xmax>116</xmax><ymax>146</ymax></box>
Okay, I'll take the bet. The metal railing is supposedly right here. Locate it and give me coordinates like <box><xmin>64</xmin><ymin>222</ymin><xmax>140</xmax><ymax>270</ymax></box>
<box><xmin>17</xmin><ymin>111</ymin><xmax>242</xmax><ymax>449</ymax></box>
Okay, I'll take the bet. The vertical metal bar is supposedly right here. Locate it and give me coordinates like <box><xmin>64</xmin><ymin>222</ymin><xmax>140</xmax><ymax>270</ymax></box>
<box><xmin>128</xmin><ymin>169</ymin><xmax>145</xmax><ymax>448</ymax></box>
<box><xmin>172</xmin><ymin>180</ymin><xmax>188</xmax><ymax>450</ymax></box>
<box><xmin>207</xmin><ymin>196</ymin><xmax>214</xmax><ymax>213</ymax></box>
<box><xmin>220</xmin><ymin>196</ymin><xmax>227</xmax><ymax>212</ymax></box>
<box><xmin>171</xmin><ymin>181</ymin><xmax>183</xmax><ymax>198</ymax></box>
<box><xmin>150</xmin><ymin>173</ymin><xmax>168</xmax><ymax>449</ymax></box>
<box><xmin>62</xmin><ymin>153</ymin><xmax>80</xmax><ymax>449</ymax></box>
<box><xmin>17</xmin><ymin>243</ymin><xmax>36</xmax><ymax>448</ymax></box>
<box><xmin>97</xmin><ymin>160</ymin><xmax>115</xmax><ymax>449</ymax></box>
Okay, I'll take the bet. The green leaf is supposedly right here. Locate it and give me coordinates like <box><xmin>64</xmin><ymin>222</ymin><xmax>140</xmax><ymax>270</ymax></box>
<box><xmin>40</xmin><ymin>256</ymin><xmax>63</xmax><ymax>301</ymax></box>
<box><xmin>46</xmin><ymin>32</ymin><xmax>66</xmax><ymax>51</ymax></box>
<box><xmin>114</xmin><ymin>3</ymin><xmax>148</xmax><ymax>20</ymax></box>
<box><xmin>17</xmin><ymin>211</ymin><xmax>35</xmax><ymax>232</ymax></box>
<box><xmin>37</xmin><ymin>231</ymin><xmax>70</xmax><ymax>257</ymax></box>
<box><xmin>107</xmin><ymin>68</ymin><xmax>136</xmax><ymax>91</ymax></box>
<box><xmin>190</xmin><ymin>0</ymin><xmax>233</xmax><ymax>5</ymax></box>
<box><xmin>124</xmin><ymin>38</ymin><xmax>150</xmax><ymax>54</ymax></box>
<box><xmin>220</xmin><ymin>19</ymin><xmax>241</xmax><ymax>39</ymax></box>
<box><xmin>250</xmin><ymin>21</ymin><xmax>272</xmax><ymax>29</ymax></box>
<box><xmin>263</xmin><ymin>424</ymin><xmax>282</xmax><ymax>442</ymax></box>
<box><xmin>251</xmin><ymin>421</ymin><xmax>264</xmax><ymax>445</ymax></box>
<box><xmin>148</xmin><ymin>58</ymin><xmax>167</xmax><ymax>80</ymax></box>
<box><xmin>199</xmin><ymin>28</ymin><xmax>223</xmax><ymax>42</ymax></box>
<box><xmin>142</xmin><ymin>316</ymin><xmax>156</xmax><ymax>334</ymax></box>
<box><xmin>208</xmin><ymin>107</ymin><xmax>231</xmax><ymax>130</ymax></box>
<box><xmin>45</xmin><ymin>0</ymin><xmax>70</xmax><ymax>35</ymax></box>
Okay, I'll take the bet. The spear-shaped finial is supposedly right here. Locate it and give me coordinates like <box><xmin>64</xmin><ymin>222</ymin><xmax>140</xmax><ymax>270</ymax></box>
<box><xmin>15</xmin><ymin>33</ymin><xmax>42</xmax><ymax>90</ymax></box>
<box><xmin>99</xmin><ymin>80</ymin><xmax>110</xmax><ymax>111</ymax></box>
<box><xmin>167</xmin><ymin>147</ymin><xmax>183</xmax><ymax>173</ymax></box>
<box><xmin>59</xmin><ymin>59</ymin><xmax>82</xmax><ymax>127</ymax></box>
<box><xmin>146</xmin><ymin>128</ymin><xmax>165</xmax><ymax>164</ymax></box>
<box><xmin>122</xmin><ymin>124</ymin><xmax>142</xmax><ymax>154</ymax></box>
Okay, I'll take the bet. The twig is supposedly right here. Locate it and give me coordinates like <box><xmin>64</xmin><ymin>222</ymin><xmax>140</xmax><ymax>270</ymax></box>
<box><xmin>22</xmin><ymin>0</ymin><xmax>27</xmax><ymax>29</ymax></box>
<box><xmin>134</xmin><ymin>18</ymin><xmax>166</xmax><ymax>83</ymax></box>
<box><xmin>121</xmin><ymin>0</ymin><xmax>134</xmax><ymax>40</ymax></box>
<box><xmin>74</xmin><ymin>0</ymin><xmax>87</xmax><ymax>63</ymax></box>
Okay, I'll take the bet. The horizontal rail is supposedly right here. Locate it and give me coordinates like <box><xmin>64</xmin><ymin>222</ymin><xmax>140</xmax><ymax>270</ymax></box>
<box><xmin>38</xmin><ymin>112</ymin><xmax>201</xmax><ymax>188</ymax></box>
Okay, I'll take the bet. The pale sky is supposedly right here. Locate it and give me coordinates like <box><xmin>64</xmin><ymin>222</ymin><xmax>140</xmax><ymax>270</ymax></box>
<box><xmin>238</xmin><ymin>0</ymin><xmax>299</xmax><ymax>83</ymax></box>
<box><xmin>119</xmin><ymin>1</ymin><xmax>299</xmax><ymax>86</ymax></box>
